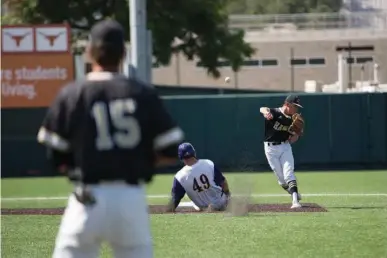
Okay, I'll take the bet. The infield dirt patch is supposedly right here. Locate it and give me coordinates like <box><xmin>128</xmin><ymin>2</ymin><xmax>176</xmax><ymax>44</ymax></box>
<box><xmin>1</xmin><ymin>203</ymin><xmax>326</xmax><ymax>215</ymax></box>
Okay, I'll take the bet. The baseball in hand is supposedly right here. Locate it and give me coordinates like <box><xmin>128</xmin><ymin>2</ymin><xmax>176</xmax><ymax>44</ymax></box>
<box><xmin>225</xmin><ymin>77</ymin><xmax>231</xmax><ymax>83</ymax></box>
<box><xmin>264</xmin><ymin>112</ymin><xmax>273</xmax><ymax>120</ymax></box>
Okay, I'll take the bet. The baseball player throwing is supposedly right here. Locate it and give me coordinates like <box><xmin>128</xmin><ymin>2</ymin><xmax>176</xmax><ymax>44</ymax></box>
<box><xmin>167</xmin><ymin>142</ymin><xmax>231</xmax><ymax>212</ymax></box>
<box><xmin>260</xmin><ymin>95</ymin><xmax>305</xmax><ymax>209</ymax></box>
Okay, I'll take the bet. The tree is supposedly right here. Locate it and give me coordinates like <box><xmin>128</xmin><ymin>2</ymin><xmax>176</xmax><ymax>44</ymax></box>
<box><xmin>1</xmin><ymin>0</ymin><xmax>255</xmax><ymax>78</ymax></box>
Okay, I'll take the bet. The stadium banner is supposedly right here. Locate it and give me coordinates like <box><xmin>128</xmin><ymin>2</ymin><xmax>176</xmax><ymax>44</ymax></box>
<box><xmin>1</xmin><ymin>24</ymin><xmax>74</xmax><ymax>108</ymax></box>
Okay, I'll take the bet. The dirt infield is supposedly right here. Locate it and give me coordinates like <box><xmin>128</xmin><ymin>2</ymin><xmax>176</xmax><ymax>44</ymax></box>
<box><xmin>2</xmin><ymin>203</ymin><xmax>326</xmax><ymax>215</ymax></box>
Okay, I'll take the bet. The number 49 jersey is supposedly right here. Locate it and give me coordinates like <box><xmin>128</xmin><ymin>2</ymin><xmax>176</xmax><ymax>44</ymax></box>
<box><xmin>173</xmin><ymin>159</ymin><xmax>225</xmax><ymax>209</ymax></box>
<box><xmin>37</xmin><ymin>72</ymin><xmax>183</xmax><ymax>184</ymax></box>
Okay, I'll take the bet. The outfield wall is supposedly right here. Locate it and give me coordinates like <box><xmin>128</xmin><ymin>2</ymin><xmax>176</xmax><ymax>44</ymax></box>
<box><xmin>2</xmin><ymin>92</ymin><xmax>386</xmax><ymax>178</ymax></box>
<box><xmin>154</xmin><ymin>85</ymin><xmax>292</xmax><ymax>96</ymax></box>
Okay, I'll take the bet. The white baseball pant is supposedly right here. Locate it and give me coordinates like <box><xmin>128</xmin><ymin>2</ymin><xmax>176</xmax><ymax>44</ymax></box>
<box><xmin>264</xmin><ymin>142</ymin><xmax>297</xmax><ymax>186</ymax></box>
<box><xmin>52</xmin><ymin>182</ymin><xmax>153</xmax><ymax>258</ymax></box>
<box><xmin>188</xmin><ymin>193</ymin><xmax>228</xmax><ymax>211</ymax></box>
<box><xmin>209</xmin><ymin>193</ymin><xmax>229</xmax><ymax>210</ymax></box>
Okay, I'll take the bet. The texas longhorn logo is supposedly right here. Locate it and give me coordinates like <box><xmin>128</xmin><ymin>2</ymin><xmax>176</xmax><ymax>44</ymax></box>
<box><xmin>38</xmin><ymin>31</ymin><xmax>66</xmax><ymax>46</ymax></box>
<box><xmin>4</xmin><ymin>32</ymin><xmax>31</xmax><ymax>47</ymax></box>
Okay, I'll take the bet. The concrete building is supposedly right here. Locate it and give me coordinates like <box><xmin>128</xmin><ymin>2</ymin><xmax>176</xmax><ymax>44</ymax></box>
<box><xmin>343</xmin><ymin>0</ymin><xmax>387</xmax><ymax>11</ymax></box>
<box><xmin>152</xmin><ymin>11</ymin><xmax>387</xmax><ymax>91</ymax></box>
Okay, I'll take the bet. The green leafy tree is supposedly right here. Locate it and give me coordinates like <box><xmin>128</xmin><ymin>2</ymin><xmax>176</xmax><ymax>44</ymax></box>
<box><xmin>2</xmin><ymin>0</ymin><xmax>255</xmax><ymax>78</ymax></box>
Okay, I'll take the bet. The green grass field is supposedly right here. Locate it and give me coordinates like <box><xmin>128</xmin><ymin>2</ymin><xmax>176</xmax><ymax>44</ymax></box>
<box><xmin>2</xmin><ymin>171</ymin><xmax>387</xmax><ymax>258</ymax></box>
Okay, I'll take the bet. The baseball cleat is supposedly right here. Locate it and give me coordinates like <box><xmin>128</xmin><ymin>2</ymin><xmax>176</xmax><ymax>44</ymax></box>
<box><xmin>286</xmin><ymin>190</ymin><xmax>301</xmax><ymax>201</ymax></box>
<box><xmin>291</xmin><ymin>202</ymin><xmax>302</xmax><ymax>209</ymax></box>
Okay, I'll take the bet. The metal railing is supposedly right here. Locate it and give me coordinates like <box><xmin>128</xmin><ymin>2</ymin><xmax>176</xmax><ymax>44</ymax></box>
<box><xmin>229</xmin><ymin>11</ymin><xmax>387</xmax><ymax>31</ymax></box>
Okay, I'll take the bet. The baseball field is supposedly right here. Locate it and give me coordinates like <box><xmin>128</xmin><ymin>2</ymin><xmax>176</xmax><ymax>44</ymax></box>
<box><xmin>2</xmin><ymin>171</ymin><xmax>387</xmax><ymax>258</ymax></box>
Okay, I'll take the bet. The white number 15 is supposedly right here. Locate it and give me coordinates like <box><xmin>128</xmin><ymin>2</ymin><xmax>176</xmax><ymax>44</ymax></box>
<box><xmin>91</xmin><ymin>99</ymin><xmax>141</xmax><ymax>150</ymax></box>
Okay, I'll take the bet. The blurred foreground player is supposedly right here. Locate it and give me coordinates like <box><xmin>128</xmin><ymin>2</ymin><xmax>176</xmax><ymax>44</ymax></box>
<box><xmin>37</xmin><ymin>19</ymin><xmax>184</xmax><ymax>258</ymax></box>
<box><xmin>167</xmin><ymin>142</ymin><xmax>231</xmax><ymax>212</ymax></box>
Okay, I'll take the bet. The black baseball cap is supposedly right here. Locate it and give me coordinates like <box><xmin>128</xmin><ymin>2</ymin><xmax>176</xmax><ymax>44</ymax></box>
<box><xmin>285</xmin><ymin>95</ymin><xmax>303</xmax><ymax>108</ymax></box>
<box><xmin>89</xmin><ymin>19</ymin><xmax>125</xmax><ymax>49</ymax></box>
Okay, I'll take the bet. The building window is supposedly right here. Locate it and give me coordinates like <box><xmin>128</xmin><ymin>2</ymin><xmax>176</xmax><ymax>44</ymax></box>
<box><xmin>308</xmin><ymin>58</ymin><xmax>325</xmax><ymax>65</ymax></box>
<box><xmin>243</xmin><ymin>59</ymin><xmax>260</xmax><ymax>66</ymax></box>
<box><xmin>195</xmin><ymin>58</ymin><xmax>278</xmax><ymax>68</ymax></box>
<box><xmin>218</xmin><ymin>60</ymin><xmax>231</xmax><ymax>67</ymax></box>
<box><xmin>346</xmin><ymin>57</ymin><xmax>355</xmax><ymax>64</ymax></box>
<box><xmin>196</xmin><ymin>60</ymin><xmax>231</xmax><ymax>67</ymax></box>
<box><xmin>356</xmin><ymin>57</ymin><xmax>373</xmax><ymax>63</ymax></box>
<box><xmin>345</xmin><ymin>56</ymin><xmax>373</xmax><ymax>64</ymax></box>
<box><xmin>290</xmin><ymin>58</ymin><xmax>307</xmax><ymax>66</ymax></box>
<box><xmin>261</xmin><ymin>59</ymin><xmax>278</xmax><ymax>66</ymax></box>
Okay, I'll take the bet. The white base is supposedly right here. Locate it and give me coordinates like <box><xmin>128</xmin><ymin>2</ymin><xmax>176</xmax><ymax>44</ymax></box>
<box><xmin>177</xmin><ymin>201</ymin><xmax>201</xmax><ymax>211</ymax></box>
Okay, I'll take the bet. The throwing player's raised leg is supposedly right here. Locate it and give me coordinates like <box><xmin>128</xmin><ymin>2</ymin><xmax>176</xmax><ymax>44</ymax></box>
<box><xmin>167</xmin><ymin>142</ymin><xmax>231</xmax><ymax>212</ymax></box>
<box><xmin>259</xmin><ymin>95</ymin><xmax>304</xmax><ymax>209</ymax></box>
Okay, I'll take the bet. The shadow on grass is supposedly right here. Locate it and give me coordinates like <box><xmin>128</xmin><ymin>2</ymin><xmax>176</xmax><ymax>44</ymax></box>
<box><xmin>329</xmin><ymin>206</ymin><xmax>387</xmax><ymax>210</ymax></box>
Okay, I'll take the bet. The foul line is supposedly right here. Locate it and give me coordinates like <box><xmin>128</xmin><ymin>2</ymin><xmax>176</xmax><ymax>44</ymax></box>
<box><xmin>1</xmin><ymin>193</ymin><xmax>386</xmax><ymax>201</ymax></box>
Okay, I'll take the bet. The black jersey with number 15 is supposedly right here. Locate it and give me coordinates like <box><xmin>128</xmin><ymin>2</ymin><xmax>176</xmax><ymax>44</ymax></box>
<box><xmin>37</xmin><ymin>73</ymin><xmax>184</xmax><ymax>184</ymax></box>
<box><xmin>264</xmin><ymin>108</ymin><xmax>293</xmax><ymax>142</ymax></box>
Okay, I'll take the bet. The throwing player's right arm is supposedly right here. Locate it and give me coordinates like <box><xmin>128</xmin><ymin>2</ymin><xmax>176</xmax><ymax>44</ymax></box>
<box><xmin>260</xmin><ymin>107</ymin><xmax>273</xmax><ymax>120</ymax></box>
<box><xmin>167</xmin><ymin>177</ymin><xmax>186</xmax><ymax>212</ymax></box>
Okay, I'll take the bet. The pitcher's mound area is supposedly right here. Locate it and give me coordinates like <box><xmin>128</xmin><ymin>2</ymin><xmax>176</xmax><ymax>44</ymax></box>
<box><xmin>1</xmin><ymin>203</ymin><xmax>326</xmax><ymax>215</ymax></box>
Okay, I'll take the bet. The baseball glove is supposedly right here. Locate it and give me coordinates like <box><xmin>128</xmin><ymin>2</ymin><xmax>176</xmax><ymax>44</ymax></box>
<box><xmin>289</xmin><ymin>113</ymin><xmax>305</xmax><ymax>136</ymax></box>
